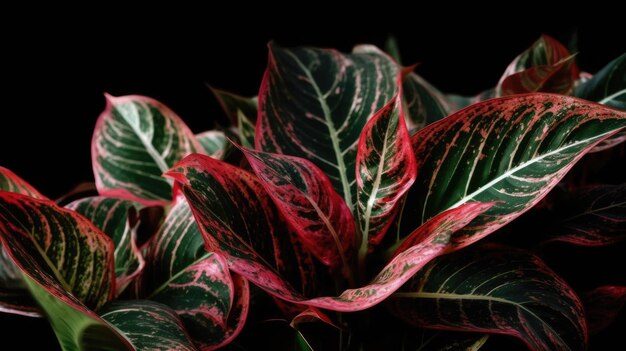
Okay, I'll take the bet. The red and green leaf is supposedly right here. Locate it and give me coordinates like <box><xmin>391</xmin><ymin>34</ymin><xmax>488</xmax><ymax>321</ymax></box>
<box><xmin>543</xmin><ymin>184</ymin><xmax>626</xmax><ymax>246</ymax></box>
<box><xmin>65</xmin><ymin>197</ymin><xmax>145</xmax><ymax>294</ymax></box>
<box><xmin>256</xmin><ymin>43</ymin><xmax>398</xmax><ymax>210</ymax></box>
<box><xmin>166</xmin><ymin>157</ymin><xmax>493</xmax><ymax>312</ymax></box>
<box><xmin>390</xmin><ymin>245</ymin><xmax>587</xmax><ymax>351</ymax></box>
<box><xmin>211</xmin><ymin>88</ymin><xmax>258</xmax><ymax>148</ymax></box>
<box><xmin>99</xmin><ymin>300</ymin><xmax>197</xmax><ymax>351</ymax></box>
<box><xmin>403</xmin><ymin>72</ymin><xmax>451</xmax><ymax>131</ymax></box>
<box><xmin>92</xmin><ymin>94</ymin><xmax>200</xmax><ymax>205</ymax></box>
<box><xmin>0</xmin><ymin>167</ymin><xmax>45</xmax><ymax>316</ymax></box>
<box><xmin>238</xmin><ymin>146</ymin><xmax>356</xmax><ymax>272</ymax></box>
<box><xmin>356</xmin><ymin>93</ymin><xmax>416</xmax><ymax>258</ymax></box>
<box><xmin>582</xmin><ymin>285</ymin><xmax>626</xmax><ymax>334</ymax></box>
<box><xmin>142</xmin><ymin>199</ymin><xmax>249</xmax><ymax>350</ymax></box>
<box><xmin>497</xmin><ymin>35</ymin><xmax>579</xmax><ymax>96</ymax></box>
<box><xmin>196</xmin><ymin>130</ymin><xmax>227</xmax><ymax>159</ymax></box>
<box><xmin>408</xmin><ymin>94</ymin><xmax>626</xmax><ymax>248</ymax></box>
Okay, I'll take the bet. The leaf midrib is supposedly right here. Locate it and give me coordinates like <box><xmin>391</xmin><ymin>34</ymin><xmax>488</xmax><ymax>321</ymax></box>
<box><xmin>123</xmin><ymin>102</ymin><xmax>170</xmax><ymax>174</ymax></box>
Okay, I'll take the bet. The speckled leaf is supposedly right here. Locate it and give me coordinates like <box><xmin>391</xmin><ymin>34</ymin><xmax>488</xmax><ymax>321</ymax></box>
<box><xmin>408</xmin><ymin>94</ymin><xmax>626</xmax><ymax>247</ymax></box>
<box><xmin>582</xmin><ymin>286</ymin><xmax>626</xmax><ymax>334</ymax></box>
<box><xmin>574</xmin><ymin>54</ymin><xmax>626</xmax><ymax>110</ymax></box>
<box><xmin>143</xmin><ymin>199</ymin><xmax>249</xmax><ymax>350</ymax></box>
<box><xmin>390</xmin><ymin>245</ymin><xmax>587</xmax><ymax>351</ymax></box>
<box><xmin>238</xmin><ymin>146</ymin><xmax>355</xmax><ymax>272</ymax></box>
<box><xmin>256</xmin><ymin>43</ymin><xmax>398</xmax><ymax>210</ymax></box>
<box><xmin>403</xmin><ymin>72</ymin><xmax>451</xmax><ymax>131</ymax></box>
<box><xmin>0</xmin><ymin>192</ymin><xmax>115</xmax><ymax>309</ymax></box>
<box><xmin>0</xmin><ymin>167</ymin><xmax>44</xmax><ymax>316</ymax></box>
<box><xmin>166</xmin><ymin>158</ymin><xmax>492</xmax><ymax>312</ymax></box>
<box><xmin>92</xmin><ymin>94</ymin><xmax>200</xmax><ymax>205</ymax></box>
<box><xmin>544</xmin><ymin>185</ymin><xmax>626</xmax><ymax>246</ymax></box>
<box><xmin>65</xmin><ymin>197</ymin><xmax>144</xmax><ymax>294</ymax></box>
<box><xmin>356</xmin><ymin>93</ymin><xmax>416</xmax><ymax>259</ymax></box>
<box><xmin>497</xmin><ymin>35</ymin><xmax>579</xmax><ymax>96</ymax></box>
<box><xmin>100</xmin><ymin>300</ymin><xmax>197</xmax><ymax>351</ymax></box>
<box><xmin>196</xmin><ymin>130</ymin><xmax>227</xmax><ymax>159</ymax></box>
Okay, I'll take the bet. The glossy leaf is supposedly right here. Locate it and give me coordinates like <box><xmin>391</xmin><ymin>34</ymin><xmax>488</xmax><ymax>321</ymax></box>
<box><xmin>408</xmin><ymin>94</ymin><xmax>626</xmax><ymax>246</ymax></box>
<box><xmin>143</xmin><ymin>199</ymin><xmax>249</xmax><ymax>350</ymax></box>
<box><xmin>0</xmin><ymin>192</ymin><xmax>115</xmax><ymax>310</ymax></box>
<box><xmin>65</xmin><ymin>196</ymin><xmax>145</xmax><ymax>294</ymax></box>
<box><xmin>238</xmin><ymin>146</ymin><xmax>356</xmax><ymax>271</ymax></box>
<box><xmin>0</xmin><ymin>167</ymin><xmax>44</xmax><ymax>316</ymax></box>
<box><xmin>100</xmin><ymin>300</ymin><xmax>197</xmax><ymax>351</ymax></box>
<box><xmin>356</xmin><ymin>93</ymin><xmax>416</xmax><ymax>257</ymax></box>
<box><xmin>166</xmin><ymin>158</ymin><xmax>492</xmax><ymax>312</ymax></box>
<box><xmin>403</xmin><ymin>72</ymin><xmax>450</xmax><ymax>131</ymax></box>
<box><xmin>544</xmin><ymin>185</ymin><xmax>626</xmax><ymax>246</ymax></box>
<box><xmin>497</xmin><ymin>35</ymin><xmax>579</xmax><ymax>96</ymax></box>
<box><xmin>196</xmin><ymin>130</ymin><xmax>227</xmax><ymax>159</ymax></box>
<box><xmin>582</xmin><ymin>286</ymin><xmax>626</xmax><ymax>334</ymax></box>
<box><xmin>92</xmin><ymin>94</ymin><xmax>200</xmax><ymax>205</ymax></box>
<box><xmin>390</xmin><ymin>245</ymin><xmax>587</xmax><ymax>351</ymax></box>
<box><xmin>574</xmin><ymin>53</ymin><xmax>626</xmax><ymax>110</ymax></box>
<box><xmin>256</xmin><ymin>43</ymin><xmax>398</xmax><ymax>210</ymax></box>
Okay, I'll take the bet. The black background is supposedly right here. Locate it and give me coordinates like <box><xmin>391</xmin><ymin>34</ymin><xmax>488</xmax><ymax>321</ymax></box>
<box><xmin>1</xmin><ymin>9</ymin><xmax>624</xmax><ymax>350</ymax></box>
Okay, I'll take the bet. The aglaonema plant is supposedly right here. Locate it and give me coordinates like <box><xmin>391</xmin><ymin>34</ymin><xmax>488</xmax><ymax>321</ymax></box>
<box><xmin>1</xmin><ymin>35</ymin><xmax>625</xmax><ymax>351</ymax></box>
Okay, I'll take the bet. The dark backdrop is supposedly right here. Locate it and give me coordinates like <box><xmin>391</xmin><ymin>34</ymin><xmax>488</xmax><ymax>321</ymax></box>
<box><xmin>1</xmin><ymin>12</ymin><xmax>624</xmax><ymax>350</ymax></box>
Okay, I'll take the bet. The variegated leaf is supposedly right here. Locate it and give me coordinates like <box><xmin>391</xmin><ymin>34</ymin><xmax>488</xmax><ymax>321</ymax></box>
<box><xmin>356</xmin><ymin>93</ymin><xmax>416</xmax><ymax>262</ymax></box>
<box><xmin>256</xmin><ymin>43</ymin><xmax>398</xmax><ymax>210</ymax></box>
<box><xmin>211</xmin><ymin>88</ymin><xmax>258</xmax><ymax>148</ymax></box>
<box><xmin>0</xmin><ymin>192</ymin><xmax>115</xmax><ymax>310</ymax></box>
<box><xmin>0</xmin><ymin>167</ymin><xmax>44</xmax><ymax>316</ymax></box>
<box><xmin>408</xmin><ymin>94</ymin><xmax>626</xmax><ymax>247</ymax></box>
<box><xmin>403</xmin><ymin>72</ymin><xmax>451</xmax><ymax>131</ymax></box>
<box><xmin>390</xmin><ymin>245</ymin><xmax>587</xmax><ymax>351</ymax></box>
<box><xmin>497</xmin><ymin>35</ymin><xmax>579</xmax><ymax>96</ymax></box>
<box><xmin>100</xmin><ymin>300</ymin><xmax>197</xmax><ymax>351</ymax></box>
<box><xmin>196</xmin><ymin>130</ymin><xmax>227</xmax><ymax>159</ymax></box>
<box><xmin>92</xmin><ymin>94</ymin><xmax>200</xmax><ymax>205</ymax></box>
<box><xmin>167</xmin><ymin>158</ymin><xmax>493</xmax><ymax>311</ymax></box>
<box><xmin>544</xmin><ymin>184</ymin><xmax>626</xmax><ymax>246</ymax></box>
<box><xmin>574</xmin><ymin>53</ymin><xmax>626</xmax><ymax>111</ymax></box>
<box><xmin>143</xmin><ymin>199</ymin><xmax>249</xmax><ymax>350</ymax></box>
<box><xmin>65</xmin><ymin>196</ymin><xmax>145</xmax><ymax>294</ymax></box>
<box><xmin>238</xmin><ymin>146</ymin><xmax>355</xmax><ymax>272</ymax></box>
<box><xmin>582</xmin><ymin>285</ymin><xmax>626</xmax><ymax>334</ymax></box>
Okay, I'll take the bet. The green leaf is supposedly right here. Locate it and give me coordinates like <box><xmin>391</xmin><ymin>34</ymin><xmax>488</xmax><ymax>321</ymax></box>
<box><xmin>211</xmin><ymin>88</ymin><xmax>258</xmax><ymax>148</ymax></box>
<box><xmin>92</xmin><ymin>94</ymin><xmax>200</xmax><ymax>205</ymax></box>
<box><xmin>256</xmin><ymin>43</ymin><xmax>398</xmax><ymax>210</ymax></box>
<box><xmin>574</xmin><ymin>53</ymin><xmax>626</xmax><ymax>110</ymax></box>
<box><xmin>196</xmin><ymin>130</ymin><xmax>227</xmax><ymax>159</ymax></box>
<box><xmin>99</xmin><ymin>300</ymin><xmax>197</xmax><ymax>351</ymax></box>
<box><xmin>143</xmin><ymin>199</ymin><xmax>249</xmax><ymax>349</ymax></box>
<box><xmin>397</xmin><ymin>329</ymin><xmax>489</xmax><ymax>351</ymax></box>
<box><xmin>403</xmin><ymin>72</ymin><xmax>451</xmax><ymax>131</ymax></box>
<box><xmin>408</xmin><ymin>94</ymin><xmax>626</xmax><ymax>246</ymax></box>
<box><xmin>0</xmin><ymin>167</ymin><xmax>45</xmax><ymax>316</ymax></box>
<box><xmin>65</xmin><ymin>196</ymin><xmax>145</xmax><ymax>295</ymax></box>
<box><xmin>390</xmin><ymin>245</ymin><xmax>587</xmax><ymax>351</ymax></box>
<box><xmin>356</xmin><ymin>93</ymin><xmax>416</xmax><ymax>259</ymax></box>
<box><xmin>384</xmin><ymin>35</ymin><xmax>402</xmax><ymax>64</ymax></box>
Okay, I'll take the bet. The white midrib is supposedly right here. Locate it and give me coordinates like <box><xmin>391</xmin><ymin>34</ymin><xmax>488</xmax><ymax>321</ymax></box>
<box><xmin>287</xmin><ymin>52</ymin><xmax>354</xmax><ymax>210</ymax></box>
<box><xmin>392</xmin><ymin>291</ymin><xmax>570</xmax><ymax>349</ymax></box>
<box><xmin>146</xmin><ymin>252</ymin><xmax>212</xmax><ymax>299</ymax></box>
<box><xmin>599</xmin><ymin>88</ymin><xmax>626</xmax><ymax>105</ymax></box>
<box><xmin>446</xmin><ymin>130</ymin><xmax>615</xmax><ymax>210</ymax></box>
<box><xmin>126</xmin><ymin>103</ymin><xmax>170</xmax><ymax>174</ymax></box>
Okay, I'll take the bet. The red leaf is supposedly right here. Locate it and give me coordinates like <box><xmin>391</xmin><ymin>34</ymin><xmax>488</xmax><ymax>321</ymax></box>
<box><xmin>0</xmin><ymin>166</ymin><xmax>45</xmax><ymax>199</ymax></box>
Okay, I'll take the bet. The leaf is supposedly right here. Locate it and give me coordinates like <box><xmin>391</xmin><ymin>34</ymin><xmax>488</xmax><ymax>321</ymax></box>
<box><xmin>384</xmin><ymin>35</ymin><xmax>402</xmax><ymax>64</ymax></box>
<box><xmin>143</xmin><ymin>199</ymin><xmax>249</xmax><ymax>350</ymax></box>
<box><xmin>408</xmin><ymin>94</ymin><xmax>626</xmax><ymax>247</ymax></box>
<box><xmin>398</xmin><ymin>329</ymin><xmax>489</xmax><ymax>351</ymax></box>
<box><xmin>211</xmin><ymin>88</ymin><xmax>258</xmax><ymax>148</ymax></box>
<box><xmin>166</xmin><ymin>158</ymin><xmax>493</xmax><ymax>311</ymax></box>
<box><xmin>0</xmin><ymin>167</ymin><xmax>45</xmax><ymax>316</ymax></box>
<box><xmin>65</xmin><ymin>196</ymin><xmax>145</xmax><ymax>294</ymax></box>
<box><xmin>237</xmin><ymin>110</ymin><xmax>256</xmax><ymax>149</ymax></box>
<box><xmin>356</xmin><ymin>93</ymin><xmax>416</xmax><ymax>259</ymax></box>
<box><xmin>238</xmin><ymin>145</ymin><xmax>356</xmax><ymax>272</ymax></box>
<box><xmin>92</xmin><ymin>94</ymin><xmax>200</xmax><ymax>205</ymax></box>
<box><xmin>100</xmin><ymin>300</ymin><xmax>197</xmax><ymax>351</ymax></box>
<box><xmin>0</xmin><ymin>192</ymin><xmax>115</xmax><ymax>310</ymax></box>
<box><xmin>389</xmin><ymin>245</ymin><xmax>587</xmax><ymax>351</ymax></box>
<box><xmin>574</xmin><ymin>53</ymin><xmax>626</xmax><ymax>110</ymax></box>
<box><xmin>403</xmin><ymin>72</ymin><xmax>451</xmax><ymax>131</ymax></box>
<box><xmin>544</xmin><ymin>184</ymin><xmax>626</xmax><ymax>246</ymax></box>
<box><xmin>196</xmin><ymin>130</ymin><xmax>227</xmax><ymax>159</ymax></box>
<box><xmin>497</xmin><ymin>35</ymin><xmax>579</xmax><ymax>96</ymax></box>
<box><xmin>446</xmin><ymin>89</ymin><xmax>496</xmax><ymax>113</ymax></box>
<box><xmin>256</xmin><ymin>43</ymin><xmax>398</xmax><ymax>210</ymax></box>
<box><xmin>582</xmin><ymin>285</ymin><xmax>626</xmax><ymax>334</ymax></box>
